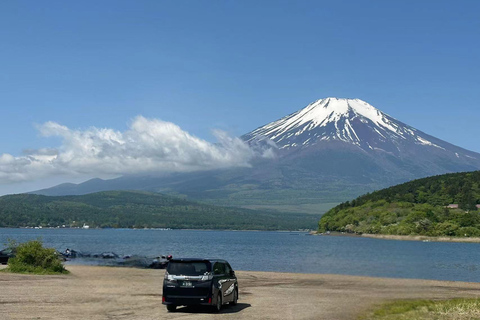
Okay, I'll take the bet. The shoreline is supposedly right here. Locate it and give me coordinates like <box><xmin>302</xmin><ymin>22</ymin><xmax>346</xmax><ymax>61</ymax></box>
<box><xmin>313</xmin><ymin>231</ymin><xmax>480</xmax><ymax>243</ymax></box>
<box><xmin>360</xmin><ymin>233</ymin><xmax>480</xmax><ymax>243</ymax></box>
<box><xmin>0</xmin><ymin>226</ymin><xmax>311</xmax><ymax>232</ymax></box>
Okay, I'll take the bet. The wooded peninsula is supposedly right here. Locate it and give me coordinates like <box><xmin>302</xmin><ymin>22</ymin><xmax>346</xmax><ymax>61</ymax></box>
<box><xmin>319</xmin><ymin>171</ymin><xmax>480</xmax><ymax>237</ymax></box>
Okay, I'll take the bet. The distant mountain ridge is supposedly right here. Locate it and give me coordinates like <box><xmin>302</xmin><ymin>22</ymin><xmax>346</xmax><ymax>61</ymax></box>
<box><xmin>0</xmin><ymin>190</ymin><xmax>318</xmax><ymax>230</ymax></box>
<box><xmin>32</xmin><ymin>98</ymin><xmax>480</xmax><ymax>214</ymax></box>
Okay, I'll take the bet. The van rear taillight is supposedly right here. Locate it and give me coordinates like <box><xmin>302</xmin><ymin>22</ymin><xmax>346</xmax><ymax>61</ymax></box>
<box><xmin>208</xmin><ymin>297</ymin><xmax>212</xmax><ymax>304</ymax></box>
<box><xmin>162</xmin><ymin>296</ymin><xmax>165</xmax><ymax>303</ymax></box>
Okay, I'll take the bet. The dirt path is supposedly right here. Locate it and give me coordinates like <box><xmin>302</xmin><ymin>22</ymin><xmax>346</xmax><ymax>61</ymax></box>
<box><xmin>1</xmin><ymin>265</ymin><xmax>480</xmax><ymax>320</ymax></box>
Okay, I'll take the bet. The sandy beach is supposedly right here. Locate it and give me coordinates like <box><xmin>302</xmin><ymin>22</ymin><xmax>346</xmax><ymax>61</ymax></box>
<box><xmin>1</xmin><ymin>265</ymin><xmax>480</xmax><ymax>320</ymax></box>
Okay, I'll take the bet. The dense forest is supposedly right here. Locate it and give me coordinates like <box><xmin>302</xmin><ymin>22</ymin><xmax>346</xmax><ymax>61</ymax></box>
<box><xmin>318</xmin><ymin>171</ymin><xmax>480</xmax><ymax>237</ymax></box>
<box><xmin>0</xmin><ymin>191</ymin><xmax>319</xmax><ymax>230</ymax></box>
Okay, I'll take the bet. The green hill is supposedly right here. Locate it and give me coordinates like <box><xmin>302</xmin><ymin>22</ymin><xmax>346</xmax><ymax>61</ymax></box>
<box><xmin>318</xmin><ymin>171</ymin><xmax>480</xmax><ymax>237</ymax></box>
<box><xmin>0</xmin><ymin>191</ymin><xmax>319</xmax><ymax>230</ymax></box>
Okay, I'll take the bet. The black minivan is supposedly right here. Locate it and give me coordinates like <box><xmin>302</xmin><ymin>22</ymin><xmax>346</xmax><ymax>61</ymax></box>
<box><xmin>0</xmin><ymin>247</ymin><xmax>14</xmax><ymax>265</ymax></box>
<box><xmin>162</xmin><ymin>258</ymin><xmax>238</xmax><ymax>312</ymax></box>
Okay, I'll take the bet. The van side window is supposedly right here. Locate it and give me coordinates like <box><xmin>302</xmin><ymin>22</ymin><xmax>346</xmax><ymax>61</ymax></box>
<box><xmin>213</xmin><ymin>262</ymin><xmax>225</xmax><ymax>275</ymax></box>
<box><xmin>225</xmin><ymin>263</ymin><xmax>231</xmax><ymax>275</ymax></box>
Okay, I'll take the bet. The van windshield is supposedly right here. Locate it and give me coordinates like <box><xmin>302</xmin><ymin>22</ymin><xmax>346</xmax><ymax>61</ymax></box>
<box><xmin>167</xmin><ymin>261</ymin><xmax>210</xmax><ymax>276</ymax></box>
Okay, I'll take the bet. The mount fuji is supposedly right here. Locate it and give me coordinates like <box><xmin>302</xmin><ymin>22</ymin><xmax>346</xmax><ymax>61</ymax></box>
<box><xmin>245</xmin><ymin>97</ymin><xmax>477</xmax><ymax>160</ymax></box>
<box><xmin>33</xmin><ymin>98</ymin><xmax>480</xmax><ymax>213</ymax></box>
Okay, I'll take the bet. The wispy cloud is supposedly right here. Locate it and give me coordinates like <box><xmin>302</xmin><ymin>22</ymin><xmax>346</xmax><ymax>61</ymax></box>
<box><xmin>0</xmin><ymin>116</ymin><xmax>272</xmax><ymax>184</ymax></box>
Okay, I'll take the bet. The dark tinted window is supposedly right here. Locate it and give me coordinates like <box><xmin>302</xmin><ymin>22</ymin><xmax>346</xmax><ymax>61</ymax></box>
<box><xmin>213</xmin><ymin>262</ymin><xmax>226</xmax><ymax>275</ymax></box>
<box><xmin>167</xmin><ymin>261</ymin><xmax>210</xmax><ymax>276</ymax></box>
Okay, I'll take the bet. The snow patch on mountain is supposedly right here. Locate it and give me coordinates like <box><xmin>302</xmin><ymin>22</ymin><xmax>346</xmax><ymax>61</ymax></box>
<box><xmin>250</xmin><ymin>98</ymin><xmax>397</xmax><ymax>138</ymax></box>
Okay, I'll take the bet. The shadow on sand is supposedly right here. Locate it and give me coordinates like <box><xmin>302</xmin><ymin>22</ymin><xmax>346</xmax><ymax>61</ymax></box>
<box><xmin>172</xmin><ymin>303</ymin><xmax>251</xmax><ymax>314</ymax></box>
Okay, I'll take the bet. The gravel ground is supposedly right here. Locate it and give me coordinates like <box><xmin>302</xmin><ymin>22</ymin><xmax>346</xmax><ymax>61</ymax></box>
<box><xmin>1</xmin><ymin>265</ymin><xmax>480</xmax><ymax>320</ymax></box>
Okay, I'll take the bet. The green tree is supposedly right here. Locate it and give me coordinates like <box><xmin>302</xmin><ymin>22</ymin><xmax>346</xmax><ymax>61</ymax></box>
<box><xmin>433</xmin><ymin>221</ymin><xmax>459</xmax><ymax>236</ymax></box>
<box><xmin>459</xmin><ymin>181</ymin><xmax>476</xmax><ymax>211</ymax></box>
<box><xmin>6</xmin><ymin>240</ymin><xmax>68</xmax><ymax>274</ymax></box>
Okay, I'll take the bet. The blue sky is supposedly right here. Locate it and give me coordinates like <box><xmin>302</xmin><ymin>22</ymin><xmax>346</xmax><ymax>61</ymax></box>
<box><xmin>0</xmin><ymin>0</ymin><xmax>479</xmax><ymax>194</ymax></box>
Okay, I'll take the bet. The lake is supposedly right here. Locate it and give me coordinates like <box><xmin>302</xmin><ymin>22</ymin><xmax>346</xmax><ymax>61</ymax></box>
<box><xmin>1</xmin><ymin>228</ymin><xmax>479</xmax><ymax>282</ymax></box>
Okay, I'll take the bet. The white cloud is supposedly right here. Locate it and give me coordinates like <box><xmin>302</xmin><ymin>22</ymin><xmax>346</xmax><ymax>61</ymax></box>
<box><xmin>0</xmin><ymin>116</ymin><xmax>273</xmax><ymax>185</ymax></box>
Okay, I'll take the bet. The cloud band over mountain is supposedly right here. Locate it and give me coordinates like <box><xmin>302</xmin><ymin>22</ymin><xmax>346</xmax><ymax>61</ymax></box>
<box><xmin>0</xmin><ymin>116</ymin><xmax>266</xmax><ymax>184</ymax></box>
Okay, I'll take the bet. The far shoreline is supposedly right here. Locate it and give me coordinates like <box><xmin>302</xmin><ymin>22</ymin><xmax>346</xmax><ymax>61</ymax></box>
<box><xmin>314</xmin><ymin>231</ymin><xmax>480</xmax><ymax>243</ymax></box>
<box><xmin>0</xmin><ymin>226</ymin><xmax>312</xmax><ymax>233</ymax></box>
<box><xmin>361</xmin><ymin>233</ymin><xmax>480</xmax><ymax>243</ymax></box>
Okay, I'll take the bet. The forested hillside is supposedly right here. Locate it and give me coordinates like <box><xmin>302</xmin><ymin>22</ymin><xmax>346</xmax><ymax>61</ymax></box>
<box><xmin>318</xmin><ymin>171</ymin><xmax>480</xmax><ymax>237</ymax></box>
<box><xmin>0</xmin><ymin>191</ymin><xmax>318</xmax><ymax>230</ymax></box>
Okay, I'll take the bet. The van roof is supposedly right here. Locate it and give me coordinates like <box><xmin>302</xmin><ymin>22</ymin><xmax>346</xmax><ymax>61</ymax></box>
<box><xmin>169</xmin><ymin>258</ymin><xmax>228</xmax><ymax>264</ymax></box>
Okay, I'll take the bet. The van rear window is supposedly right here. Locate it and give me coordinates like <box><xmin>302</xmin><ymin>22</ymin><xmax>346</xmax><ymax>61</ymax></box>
<box><xmin>167</xmin><ymin>261</ymin><xmax>210</xmax><ymax>276</ymax></box>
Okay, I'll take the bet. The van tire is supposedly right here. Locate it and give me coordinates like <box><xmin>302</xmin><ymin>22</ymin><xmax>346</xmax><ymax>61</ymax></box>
<box><xmin>214</xmin><ymin>294</ymin><xmax>222</xmax><ymax>312</ymax></box>
<box><xmin>230</xmin><ymin>289</ymin><xmax>238</xmax><ymax>306</ymax></box>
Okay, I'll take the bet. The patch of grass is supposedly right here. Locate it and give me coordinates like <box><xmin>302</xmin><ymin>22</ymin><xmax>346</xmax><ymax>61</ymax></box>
<box><xmin>4</xmin><ymin>240</ymin><xmax>68</xmax><ymax>275</ymax></box>
<box><xmin>360</xmin><ymin>298</ymin><xmax>480</xmax><ymax>320</ymax></box>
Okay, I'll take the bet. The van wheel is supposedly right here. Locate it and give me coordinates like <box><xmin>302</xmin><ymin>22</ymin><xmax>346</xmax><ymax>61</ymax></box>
<box><xmin>166</xmin><ymin>305</ymin><xmax>176</xmax><ymax>312</ymax></box>
<box><xmin>230</xmin><ymin>289</ymin><xmax>238</xmax><ymax>306</ymax></box>
<box><xmin>214</xmin><ymin>294</ymin><xmax>222</xmax><ymax>312</ymax></box>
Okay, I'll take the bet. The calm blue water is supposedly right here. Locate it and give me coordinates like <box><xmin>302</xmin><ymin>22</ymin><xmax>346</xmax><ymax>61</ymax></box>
<box><xmin>1</xmin><ymin>228</ymin><xmax>479</xmax><ymax>282</ymax></box>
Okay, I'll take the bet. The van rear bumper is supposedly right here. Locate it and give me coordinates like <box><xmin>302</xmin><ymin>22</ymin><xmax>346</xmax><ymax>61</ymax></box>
<box><xmin>163</xmin><ymin>295</ymin><xmax>212</xmax><ymax>306</ymax></box>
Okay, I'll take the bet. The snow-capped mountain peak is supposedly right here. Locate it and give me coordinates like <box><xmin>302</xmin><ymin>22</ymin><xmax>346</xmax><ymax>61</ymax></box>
<box><xmin>243</xmin><ymin>97</ymin><xmax>460</xmax><ymax>155</ymax></box>
<box><xmin>272</xmin><ymin>97</ymin><xmax>398</xmax><ymax>133</ymax></box>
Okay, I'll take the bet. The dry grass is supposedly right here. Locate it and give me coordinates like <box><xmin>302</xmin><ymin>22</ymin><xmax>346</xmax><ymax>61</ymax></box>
<box><xmin>360</xmin><ymin>298</ymin><xmax>480</xmax><ymax>320</ymax></box>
